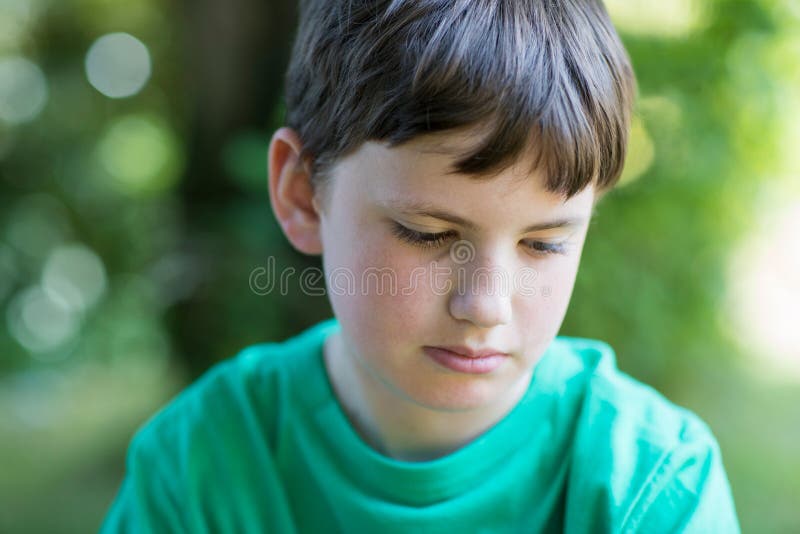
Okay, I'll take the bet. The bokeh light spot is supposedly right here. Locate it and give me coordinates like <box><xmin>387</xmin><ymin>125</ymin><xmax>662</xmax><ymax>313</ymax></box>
<box><xmin>0</xmin><ymin>56</ymin><xmax>48</xmax><ymax>124</ymax></box>
<box><xmin>0</xmin><ymin>0</ymin><xmax>38</xmax><ymax>51</ymax></box>
<box><xmin>6</xmin><ymin>285</ymin><xmax>80</xmax><ymax>357</ymax></box>
<box><xmin>726</xmin><ymin>198</ymin><xmax>800</xmax><ymax>383</ymax></box>
<box><xmin>42</xmin><ymin>243</ymin><xmax>107</xmax><ymax>312</ymax></box>
<box><xmin>618</xmin><ymin>115</ymin><xmax>655</xmax><ymax>186</ymax></box>
<box><xmin>96</xmin><ymin>114</ymin><xmax>183</xmax><ymax>195</ymax></box>
<box><xmin>85</xmin><ymin>32</ymin><xmax>151</xmax><ymax>99</ymax></box>
<box><xmin>605</xmin><ymin>0</ymin><xmax>707</xmax><ymax>38</ymax></box>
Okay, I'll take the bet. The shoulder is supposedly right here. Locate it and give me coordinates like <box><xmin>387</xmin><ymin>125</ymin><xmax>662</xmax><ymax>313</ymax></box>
<box><xmin>553</xmin><ymin>336</ymin><xmax>740</xmax><ymax>532</ymax></box>
<box><xmin>552</xmin><ymin>335</ymin><xmax>710</xmax><ymax>444</ymax></box>
<box><xmin>139</xmin><ymin>342</ymin><xmax>280</xmax><ymax>436</ymax></box>
<box><xmin>102</xmin><ymin>326</ymin><xmax>330</xmax><ymax>532</ymax></box>
<box><xmin>107</xmin><ymin>322</ymin><xmax>337</xmax><ymax>518</ymax></box>
<box><xmin>130</xmin><ymin>318</ymin><xmax>336</xmax><ymax>465</ymax></box>
<box><xmin>555</xmin><ymin>335</ymin><xmax>700</xmax><ymax>439</ymax></box>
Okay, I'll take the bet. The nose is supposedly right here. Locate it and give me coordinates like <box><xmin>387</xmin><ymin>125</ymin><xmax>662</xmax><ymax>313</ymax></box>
<box><xmin>448</xmin><ymin>257</ymin><xmax>513</xmax><ymax>328</ymax></box>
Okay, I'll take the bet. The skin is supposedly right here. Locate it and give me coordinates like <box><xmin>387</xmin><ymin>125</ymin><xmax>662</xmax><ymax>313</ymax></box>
<box><xmin>268</xmin><ymin>126</ymin><xmax>596</xmax><ymax>462</ymax></box>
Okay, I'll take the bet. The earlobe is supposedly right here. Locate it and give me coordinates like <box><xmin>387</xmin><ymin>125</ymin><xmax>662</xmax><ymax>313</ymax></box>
<box><xmin>268</xmin><ymin>127</ymin><xmax>323</xmax><ymax>255</ymax></box>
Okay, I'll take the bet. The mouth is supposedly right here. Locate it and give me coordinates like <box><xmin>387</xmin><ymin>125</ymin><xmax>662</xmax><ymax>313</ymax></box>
<box><xmin>431</xmin><ymin>345</ymin><xmax>509</xmax><ymax>359</ymax></box>
<box><xmin>423</xmin><ymin>346</ymin><xmax>509</xmax><ymax>374</ymax></box>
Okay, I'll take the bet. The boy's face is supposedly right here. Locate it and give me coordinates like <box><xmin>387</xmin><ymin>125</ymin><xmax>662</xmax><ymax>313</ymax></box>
<box><xmin>314</xmin><ymin>131</ymin><xmax>596</xmax><ymax>412</ymax></box>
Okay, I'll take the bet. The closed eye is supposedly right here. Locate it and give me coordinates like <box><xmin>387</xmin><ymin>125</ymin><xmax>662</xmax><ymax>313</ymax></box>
<box><xmin>390</xmin><ymin>222</ymin><xmax>456</xmax><ymax>248</ymax></box>
<box><xmin>391</xmin><ymin>221</ymin><xmax>569</xmax><ymax>257</ymax></box>
<box><xmin>524</xmin><ymin>240</ymin><xmax>567</xmax><ymax>256</ymax></box>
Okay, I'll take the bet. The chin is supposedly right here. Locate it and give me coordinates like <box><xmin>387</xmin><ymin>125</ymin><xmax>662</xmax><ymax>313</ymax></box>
<box><xmin>403</xmin><ymin>377</ymin><xmax>505</xmax><ymax>413</ymax></box>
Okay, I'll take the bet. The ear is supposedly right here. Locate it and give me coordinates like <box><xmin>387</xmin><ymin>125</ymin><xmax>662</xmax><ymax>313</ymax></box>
<box><xmin>268</xmin><ymin>127</ymin><xmax>323</xmax><ymax>255</ymax></box>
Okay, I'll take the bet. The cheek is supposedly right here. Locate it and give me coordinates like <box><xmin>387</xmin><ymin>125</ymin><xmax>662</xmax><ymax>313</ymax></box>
<box><xmin>324</xmin><ymin>236</ymin><xmax>439</xmax><ymax>350</ymax></box>
<box><xmin>515</xmin><ymin>259</ymin><xmax>581</xmax><ymax>342</ymax></box>
<box><xmin>538</xmin><ymin>261</ymin><xmax>580</xmax><ymax>304</ymax></box>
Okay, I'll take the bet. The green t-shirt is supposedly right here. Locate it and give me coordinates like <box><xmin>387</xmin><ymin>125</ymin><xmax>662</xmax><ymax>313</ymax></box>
<box><xmin>100</xmin><ymin>318</ymin><xmax>740</xmax><ymax>533</ymax></box>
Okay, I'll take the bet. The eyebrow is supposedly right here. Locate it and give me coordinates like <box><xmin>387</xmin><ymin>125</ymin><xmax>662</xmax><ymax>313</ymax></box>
<box><xmin>385</xmin><ymin>200</ymin><xmax>588</xmax><ymax>233</ymax></box>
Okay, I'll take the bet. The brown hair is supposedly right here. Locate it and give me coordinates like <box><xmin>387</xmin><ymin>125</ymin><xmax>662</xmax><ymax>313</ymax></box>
<box><xmin>284</xmin><ymin>0</ymin><xmax>636</xmax><ymax>199</ymax></box>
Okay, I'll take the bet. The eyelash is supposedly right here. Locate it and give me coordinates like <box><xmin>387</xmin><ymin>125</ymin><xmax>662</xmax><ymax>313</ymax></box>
<box><xmin>391</xmin><ymin>223</ymin><xmax>456</xmax><ymax>248</ymax></box>
<box><xmin>389</xmin><ymin>222</ymin><xmax>567</xmax><ymax>256</ymax></box>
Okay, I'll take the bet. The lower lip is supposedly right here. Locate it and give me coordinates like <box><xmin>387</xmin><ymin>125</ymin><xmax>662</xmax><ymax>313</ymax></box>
<box><xmin>423</xmin><ymin>347</ymin><xmax>508</xmax><ymax>374</ymax></box>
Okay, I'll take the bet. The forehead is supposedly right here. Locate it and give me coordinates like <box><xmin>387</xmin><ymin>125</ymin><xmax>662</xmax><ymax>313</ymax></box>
<box><xmin>329</xmin><ymin>136</ymin><xmax>595</xmax><ymax>226</ymax></box>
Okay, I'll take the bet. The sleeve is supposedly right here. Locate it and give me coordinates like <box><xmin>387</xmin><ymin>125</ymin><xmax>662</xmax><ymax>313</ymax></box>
<box><xmin>619</xmin><ymin>425</ymin><xmax>741</xmax><ymax>533</ymax></box>
<box><xmin>99</xmin><ymin>430</ymin><xmax>188</xmax><ymax>534</ymax></box>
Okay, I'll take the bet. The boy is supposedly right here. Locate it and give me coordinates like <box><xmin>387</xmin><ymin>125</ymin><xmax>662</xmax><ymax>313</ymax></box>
<box><xmin>102</xmin><ymin>0</ymin><xmax>740</xmax><ymax>532</ymax></box>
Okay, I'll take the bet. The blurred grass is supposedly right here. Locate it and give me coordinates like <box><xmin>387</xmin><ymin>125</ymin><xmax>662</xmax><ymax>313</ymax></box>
<box><xmin>0</xmin><ymin>359</ymin><xmax>185</xmax><ymax>533</ymax></box>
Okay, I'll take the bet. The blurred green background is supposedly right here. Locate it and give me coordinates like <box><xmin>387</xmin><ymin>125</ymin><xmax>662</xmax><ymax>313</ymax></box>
<box><xmin>1</xmin><ymin>0</ymin><xmax>798</xmax><ymax>532</ymax></box>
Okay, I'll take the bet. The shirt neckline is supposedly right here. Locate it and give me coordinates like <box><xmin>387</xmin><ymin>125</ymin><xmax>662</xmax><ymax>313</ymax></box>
<box><xmin>301</xmin><ymin>318</ymin><xmax>565</xmax><ymax>505</ymax></box>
